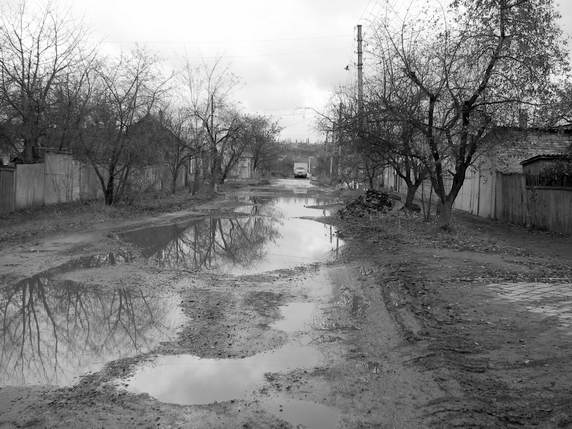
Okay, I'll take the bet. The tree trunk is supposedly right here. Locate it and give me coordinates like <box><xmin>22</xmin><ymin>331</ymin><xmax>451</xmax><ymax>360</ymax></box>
<box><xmin>368</xmin><ymin>173</ymin><xmax>375</xmax><ymax>190</ymax></box>
<box><xmin>171</xmin><ymin>167</ymin><xmax>179</xmax><ymax>194</ymax></box>
<box><xmin>213</xmin><ymin>153</ymin><xmax>224</xmax><ymax>185</ymax></box>
<box><xmin>218</xmin><ymin>168</ymin><xmax>228</xmax><ymax>185</ymax></box>
<box><xmin>104</xmin><ymin>187</ymin><xmax>114</xmax><ymax>205</ymax></box>
<box><xmin>404</xmin><ymin>183</ymin><xmax>420</xmax><ymax>209</ymax></box>
<box><xmin>104</xmin><ymin>175</ymin><xmax>115</xmax><ymax>205</ymax></box>
<box><xmin>23</xmin><ymin>140</ymin><xmax>35</xmax><ymax>163</ymax></box>
<box><xmin>437</xmin><ymin>199</ymin><xmax>454</xmax><ymax>230</ymax></box>
<box><xmin>191</xmin><ymin>163</ymin><xmax>201</xmax><ymax>195</ymax></box>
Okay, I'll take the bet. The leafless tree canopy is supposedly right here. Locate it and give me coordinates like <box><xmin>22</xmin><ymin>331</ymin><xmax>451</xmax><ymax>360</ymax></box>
<box><xmin>0</xmin><ymin>2</ymin><xmax>282</xmax><ymax>204</ymax></box>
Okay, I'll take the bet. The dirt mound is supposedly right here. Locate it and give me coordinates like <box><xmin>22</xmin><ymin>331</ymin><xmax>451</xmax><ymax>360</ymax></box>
<box><xmin>339</xmin><ymin>189</ymin><xmax>397</xmax><ymax>218</ymax></box>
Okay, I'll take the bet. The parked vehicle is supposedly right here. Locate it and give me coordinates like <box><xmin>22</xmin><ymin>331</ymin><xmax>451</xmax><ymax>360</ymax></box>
<box><xmin>293</xmin><ymin>162</ymin><xmax>308</xmax><ymax>178</ymax></box>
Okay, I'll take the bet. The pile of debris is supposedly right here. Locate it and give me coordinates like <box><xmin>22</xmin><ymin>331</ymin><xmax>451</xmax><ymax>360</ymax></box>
<box><xmin>339</xmin><ymin>189</ymin><xmax>400</xmax><ymax>218</ymax></box>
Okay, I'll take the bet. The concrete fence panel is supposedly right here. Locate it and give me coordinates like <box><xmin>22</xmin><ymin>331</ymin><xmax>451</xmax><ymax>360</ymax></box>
<box><xmin>44</xmin><ymin>153</ymin><xmax>74</xmax><ymax>205</ymax></box>
<box><xmin>80</xmin><ymin>163</ymin><xmax>103</xmax><ymax>200</ymax></box>
<box><xmin>15</xmin><ymin>163</ymin><xmax>45</xmax><ymax>209</ymax></box>
<box><xmin>16</xmin><ymin>163</ymin><xmax>45</xmax><ymax>210</ymax></box>
<box><xmin>72</xmin><ymin>160</ymin><xmax>81</xmax><ymax>201</ymax></box>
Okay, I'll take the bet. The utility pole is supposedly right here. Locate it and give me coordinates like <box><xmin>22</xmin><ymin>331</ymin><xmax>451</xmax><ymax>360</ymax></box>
<box><xmin>357</xmin><ymin>24</ymin><xmax>364</xmax><ymax>132</ymax></box>
<box><xmin>210</xmin><ymin>93</ymin><xmax>217</xmax><ymax>191</ymax></box>
<box><xmin>329</xmin><ymin>129</ymin><xmax>334</xmax><ymax>178</ymax></box>
<box><xmin>337</xmin><ymin>101</ymin><xmax>343</xmax><ymax>180</ymax></box>
<box><xmin>210</xmin><ymin>94</ymin><xmax>215</xmax><ymax>134</ymax></box>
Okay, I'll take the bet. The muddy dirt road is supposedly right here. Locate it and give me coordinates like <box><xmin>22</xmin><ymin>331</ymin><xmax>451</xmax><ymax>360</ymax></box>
<box><xmin>1</xmin><ymin>178</ymin><xmax>572</xmax><ymax>428</ymax></box>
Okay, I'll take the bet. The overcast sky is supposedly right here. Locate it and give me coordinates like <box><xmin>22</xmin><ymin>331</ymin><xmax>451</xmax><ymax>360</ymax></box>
<box><xmin>69</xmin><ymin>0</ymin><xmax>572</xmax><ymax>142</ymax></box>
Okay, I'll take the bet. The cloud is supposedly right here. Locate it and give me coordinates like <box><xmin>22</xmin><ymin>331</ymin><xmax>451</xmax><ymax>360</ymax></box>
<box><xmin>70</xmin><ymin>0</ymin><xmax>370</xmax><ymax>140</ymax></box>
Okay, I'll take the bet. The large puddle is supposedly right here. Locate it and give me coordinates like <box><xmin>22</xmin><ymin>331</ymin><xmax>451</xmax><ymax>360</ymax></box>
<box><xmin>0</xmin><ymin>253</ymin><xmax>185</xmax><ymax>387</ymax></box>
<box><xmin>124</xmin><ymin>343</ymin><xmax>322</xmax><ymax>404</ymax></box>
<box><xmin>119</xmin><ymin>197</ymin><xmax>342</xmax><ymax>275</ymax></box>
<box><xmin>124</xmin><ymin>300</ymin><xmax>322</xmax><ymax>405</ymax></box>
<box><xmin>123</xmin><ymin>298</ymin><xmax>341</xmax><ymax>427</ymax></box>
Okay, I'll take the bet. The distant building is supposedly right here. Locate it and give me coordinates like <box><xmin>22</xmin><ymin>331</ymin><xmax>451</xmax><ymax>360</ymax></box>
<box><xmin>228</xmin><ymin>151</ymin><xmax>255</xmax><ymax>179</ymax></box>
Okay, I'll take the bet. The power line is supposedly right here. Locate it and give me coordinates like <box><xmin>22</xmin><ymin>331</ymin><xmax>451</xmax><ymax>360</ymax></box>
<box><xmin>359</xmin><ymin>0</ymin><xmax>377</xmax><ymax>22</ymax></box>
<box><xmin>100</xmin><ymin>33</ymin><xmax>355</xmax><ymax>47</ymax></box>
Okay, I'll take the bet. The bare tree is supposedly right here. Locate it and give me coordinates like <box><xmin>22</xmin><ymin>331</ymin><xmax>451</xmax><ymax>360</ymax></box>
<box><xmin>319</xmin><ymin>90</ymin><xmax>387</xmax><ymax>189</ymax></box>
<box><xmin>183</xmin><ymin>58</ymin><xmax>243</xmax><ymax>189</ymax></box>
<box><xmin>0</xmin><ymin>1</ymin><xmax>87</xmax><ymax>162</ymax></box>
<box><xmin>76</xmin><ymin>49</ymin><xmax>169</xmax><ymax>205</ymax></box>
<box><xmin>371</xmin><ymin>0</ymin><xmax>567</xmax><ymax>229</ymax></box>
<box><xmin>363</xmin><ymin>61</ymin><xmax>429</xmax><ymax>208</ymax></box>
<box><xmin>246</xmin><ymin>114</ymin><xmax>282</xmax><ymax>176</ymax></box>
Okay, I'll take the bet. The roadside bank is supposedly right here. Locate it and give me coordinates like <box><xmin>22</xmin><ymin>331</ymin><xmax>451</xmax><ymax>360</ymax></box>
<box><xmin>331</xmin><ymin>206</ymin><xmax>572</xmax><ymax>427</ymax></box>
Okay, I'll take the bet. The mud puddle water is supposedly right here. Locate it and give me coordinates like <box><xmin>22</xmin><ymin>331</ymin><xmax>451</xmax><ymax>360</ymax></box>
<box><xmin>123</xmin><ymin>298</ymin><xmax>341</xmax><ymax>427</ymax></box>
<box><xmin>118</xmin><ymin>196</ymin><xmax>343</xmax><ymax>275</ymax></box>
<box><xmin>491</xmin><ymin>281</ymin><xmax>572</xmax><ymax>329</ymax></box>
<box><xmin>261</xmin><ymin>395</ymin><xmax>341</xmax><ymax>429</ymax></box>
<box><xmin>272</xmin><ymin>302</ymin><xmax>319</xmax><ymax>333</ymax></box>
<box><xmin>123</xmin><ymin>300</ymin><xmax>321</xmax><ymax>405</ymax></box>
<box><xmin>123</xmin><ymin>343</ymin><xmax>322</xmax><ymax>405</ymax></box>
<box><xmin>0</xmin><ymin>252</ymin><xmax>186</xmax><ymax>387</ymax></box>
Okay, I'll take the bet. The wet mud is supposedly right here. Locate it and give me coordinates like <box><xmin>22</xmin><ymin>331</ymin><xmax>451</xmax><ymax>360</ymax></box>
<box><xmin>2</xmin><ymin>178</ymin><xmax>570</xmax><ymax>428</ymax></box>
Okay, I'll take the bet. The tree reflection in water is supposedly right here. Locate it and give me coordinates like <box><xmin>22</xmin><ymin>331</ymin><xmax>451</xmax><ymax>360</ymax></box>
<box><xmin>0</xmin><ymin>254</ymin><xmax>182</xmax><ymax>387</ymax></box>
<box><xmin>122</xmin><ymin>203</ymin><xmax>283</xmax><ymax>271</ymax></box>
<box><xmin>120</xmin><ymin>197</ymin><xmax>342</xmax><ymax>274</ymax></box>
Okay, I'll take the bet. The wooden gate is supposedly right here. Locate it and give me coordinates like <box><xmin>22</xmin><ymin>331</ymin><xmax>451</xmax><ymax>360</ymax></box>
<box><xmin>0</xmin><ymin>166</ymin><xmax>15</xmax><ymax>214</ymax></box>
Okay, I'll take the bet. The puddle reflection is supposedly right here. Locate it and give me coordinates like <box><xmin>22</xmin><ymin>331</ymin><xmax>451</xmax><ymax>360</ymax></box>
<box><xmin>120</xmin><ymin>197</ymin><xmax>342</xmax><ymax>275</ymax></box>
<box><xmin>0</xmin><ymin>254</ymin><xmax>184</xmax><ymax>387</ymax></box>
<box><xmin>124</xmin><ymin>343</ymin><xmax>323</xmax><ymax>405</ymax></box>
<box><xmin>124</xmin><ymin>295</ymin><xmax>326</xmax><ymax>406</ymax></box>
<box><xmin>272</xmin><ymin>302</ymin><xmax>318</xmax><ymax>333</ymax></box>
<box><xmin>261</xmin><ymin>395</ymin><xmax>341</xmax><ymax>429</ymax></box>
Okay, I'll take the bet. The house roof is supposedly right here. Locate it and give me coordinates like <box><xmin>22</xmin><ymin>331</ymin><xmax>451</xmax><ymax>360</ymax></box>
<box><xmin>128</xmin><ymin>113</ymin><xmax>185</xmax><ymax>144</ymax></box>
<box><xmin>521</xmin><ymin>154</ymin><xmax>571</xmax><ymax>166</ymax></box>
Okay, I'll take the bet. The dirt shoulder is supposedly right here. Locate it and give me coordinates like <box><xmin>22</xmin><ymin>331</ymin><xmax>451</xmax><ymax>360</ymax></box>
<box><xmin>0</xmin><ymin>190</ymin><xmax>218</xmax><ymax>250</ymax></box>
<box><xmin>331</xmin><ymin>209</ymin><xmax>572</xmax><ymax>427</ymax></box>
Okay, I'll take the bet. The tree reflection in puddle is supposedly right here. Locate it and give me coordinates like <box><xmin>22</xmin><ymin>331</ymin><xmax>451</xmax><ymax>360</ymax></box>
<box><xmin>0</xmin><ymin>253</ymin><xmax>185</xmax><ymax>387</ymax></box>
<box><xmin>119</xmin><ymin>197</ymin><xmax>342</xmax><ymax>275</ymax></box>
